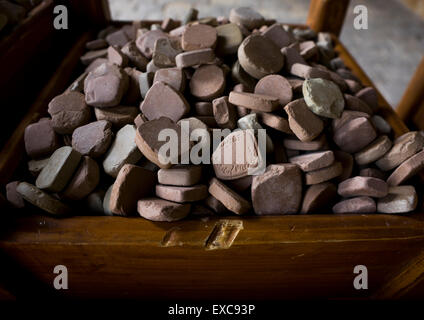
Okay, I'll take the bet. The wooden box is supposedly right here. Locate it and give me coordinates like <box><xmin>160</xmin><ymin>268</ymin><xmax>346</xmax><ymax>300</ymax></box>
<box><xmin>0</xmin><ymin>0</ymin><xmax>423</xmax><ymax>300</ymax></box>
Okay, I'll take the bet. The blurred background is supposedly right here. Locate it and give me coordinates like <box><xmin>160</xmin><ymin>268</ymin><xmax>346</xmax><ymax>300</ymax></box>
<box><xmin>108</xmin><ymin>0</ymin><xmax>424</xmax><ymax>109</ymax></box>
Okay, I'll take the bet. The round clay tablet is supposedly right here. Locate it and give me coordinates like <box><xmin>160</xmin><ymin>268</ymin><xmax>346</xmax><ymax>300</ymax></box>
<box><xmin>238</xmin><ymin>34</ymin><xmax>284</xmax><ymax>79</ymax></box>
<box><xmin>254</xmin><ymin>74</ymin><xmax>293</xmax><ymax>106</ymax></box>
<box><xmin>189</xmin><ymin>64</ymin><xmax>226</xmax><ymax>101</ymax></box>
<box><xmin>182</xmin><ymin>24</ymin><xmax>217</xmax><ymax>51</ymax></box>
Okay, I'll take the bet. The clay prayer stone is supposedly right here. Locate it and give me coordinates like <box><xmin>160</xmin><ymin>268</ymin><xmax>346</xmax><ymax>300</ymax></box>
<box><xmin>208</xmin><ymin>178</ymin><xmax>251</xmax><ymax>215</ymax></box>
<box><xmin>254</xmin><ymin>74</ymin><xmax>293</xmax><ymax>106</ymax></box>
<box><xmin>16</xmin><ymin>182</ymin><xmax>71</xmax><ymax>216</ymax></box>
<box><xmin>251</xmin><ymin>164</ymin><xmax>302</xmax><ymax>215</ymax></box>
<box><xmin>215</xmin><ymin>23</ymin><xmax>243</xmax><ymax>55</ymax></box>
<box><xmin>212</xmin><ymin>96</ymin><xmax>238</xmax><ymax>129</ymax></box>
<box><xmin>305</xmin><ymin>162</ymin><xmax>342</xmax><ymax>185</ymax></box>
<box><xmin>158</xmin><ymin>166</ymin><xmax>202</xmax><ymax>186</ymax></box>
<box><xmin>152</xmin><ymin>37</ymin><xmax>182</xmax><ymax>67</ymax></box>
<box><xmin>377</xmin><ymin>186</ymin><xmax>418</xmax><ymax>213</ymax></box>
<box><xmin>175</xmin><ymin>48</ymin><xmax>215</xmax><ymax>68</ymax></box>
<box><xmin>153</xmin><ymin>67</ymin><xmax>186</xmax><ymax>92</ymax></box>
<box><xmin>290</xmin><ymin>151</ymin><xmax>335</xmax><ymax>172</ymax></box>
<box><xmin>333</xmin><ymin>197</ymin><xmax>376</xmax><ymax>214</ymax></box>
<box><xmin>229</xmin><ymin>91</ymin><xmax>280</xmax><ymax>112</ymax></box>
<box><xmin>182</xmin><ymin>23</ymin><xmax>217</xmax><ymax>51</ymax></box>
<box><xmin>121</xmin><ymin>41</ymin><xmax>149</xmax><ymax>70</ymax></box>
<box><xmin>36</xmin><ymin>146</ymin><xmax>82</xmax><ymax>193</ymax></box>
<box><xmin>140</xmin><ymin>81</ymin><xmax>190</xmax><ymax>122</ymax></box>
<box><xmin>190</xmin><ymin>64</ymin><xmax>226</xmax><ymax>101</ymax></box>
<box><xmin>238</xmin><ymin>34</ymin><xmax>284</xmax><ymax>79</ymax></box>
<box><xmin>62</xmin><ymin>156</ymin><xmax>100</xmax><ymax>200</ymax></box>
<box><xmin>94</xmin><ymin>106</ymin><xmax>139</xmax><ymax>128</ymax></box>
<box><xmin>354</xmin><ymin>135</ymin><xmax>392</xmax><ymax>165</ymax></box>
<box><xmin>333</xmin><ymin>117</ymin><xmax>377</xmax><ymax>153</ymax></box>
<box><xmin>302</xmin><ymin>78</ymin><xmax>344</xmax><ymax>118</ymax></box>
<box><xmin>135</xmin><ymin>117</ymin><xmax>182</xmax><ymax>169</ymax></box>
<box><xmin>301</xmin><ymin>182</ymin><xmax>337</xmax><ymax>214</ymax></box>
<box><xmin>84</xmin><ymin>63</ymin><xmax>129</xmax><ymax>107</ymax></box>
<box><xmin>262</xmin><ymin>23</ymin><xmax>294</xmax><ymax>49</ymax></box>
<box><xmin>103</xmin><ymin>124</ymin><xmax>142</xmax><ymax>177</ymax></box>
<box><xmin>110</xmin><ymin>164</ymin><xmax>156</xmax><ymax>216</ymax></box>
<box><xmin>24</xmin><ymin>118</ymin><xmax>60</xmax><ymax>159</ymax></box>
<box><xmin>229</xmin><ymin>7</ymin><xmax>264</xmax><ymax>30</ymax></box>
<box><xmin>212</xmin><ymin>129</ymin><xmax>262</xmax><ymax>180</ymax></box>
<box><xmin>376</xmin><ymin>131</ymin><xmax>424</xmax><ymax>171</ymax></box>
<box><xmin>155</xmin><ymin>184</ymin><xmax>208</xmax><ymax>203</ymax></box>
<box><xmin>338</xmin><ymin>176</ymin><xmax>388</xmax><ymax>198</ymax></box>
<box><xmin>386</xmin><ymin>149</ymin><xmax>424</xmax><ymax>186</ymax></box>
<box><xmin>284</xmin><ymin>98</ymin><xmax>324</xmax><ymax>142</ymax></box>
<box><xmin>6</xmin><ymin>181</ymin><xmax>25</xmax><ymax>208</ymax></box>
<box><xmin>136</xmin><ymin>29</ymin><xmax>168</xmax><ymax>59</ymax></box>
<box><xmin>72</xmin><ymin>120</ymin><xmax>113</xmax><ymax>158</ymax></box>
<box><xmin>48</xmin><ymin>92</ymin><xmax>91</xmax><ymax>134</ymax></box>
<box><xmin>137</xmin><ymin>198</ymin><xmax>191</xmax><ymax>222</ymax></box>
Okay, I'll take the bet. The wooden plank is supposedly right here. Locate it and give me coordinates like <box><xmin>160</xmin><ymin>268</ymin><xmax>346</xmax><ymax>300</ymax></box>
<box><xmin>1</xmin><ymin>214</ymin><xmax>423</xmax><ymax>299</ymax></box>
<box><xmin>396</xmin><ymin>56</ymin><xmax>424</xmax><ymax>125</ymax></box>
<box><xmin>372</xmin><ymin>250</ymin><xmax>424</xmax><ymax>299</ymax></box>
<box><xmin>307</xmin><ymin>0</ymin><xmax>350</xmax><ymax>36</ymax></box>
<box><xmin>0</xmin><ymin>32</ymin><xmax>91</xmax><ymax>186</ymax></box>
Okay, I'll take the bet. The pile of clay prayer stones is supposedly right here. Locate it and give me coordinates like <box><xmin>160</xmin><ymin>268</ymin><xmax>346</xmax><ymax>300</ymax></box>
<box><xmin>5</xmin><ymin>7</ymin><xmax>424</xmax><ymax>221</ymax></box>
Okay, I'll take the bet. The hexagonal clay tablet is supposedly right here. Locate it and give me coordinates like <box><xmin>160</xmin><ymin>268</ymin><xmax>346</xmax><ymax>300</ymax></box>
<box><xmin>135</xmin><ymin>117</ymin><xmax>182</xmax><ymax>169</ymax></box>
<box><xmin>141</xmin><ymin>82</ymin><xmax>190</xmax><ymax>122</ymax></box>
<box><xmin>302</xmin><ymin>78</ymin><xmax>345</xmax><ymax>118</ymax></box>
<box><xmin>103</xmin><ymin>124</ymin><xmax>142</xmax><ymax>178</ymax></box>
<box><xmin>72</xmin><ymin>120</ymin><xmax>113</xmax><ymax>158</ymax></box>
<box><xmin>84</xmin><ymin>63</ymin><xmax>129</xmax><ymax>107</ymax></box>
<box><xmin>137</xmin><ymin>198</ymin><xmax>191</xmax><ymax>222</ymax></box>
<box><xmin>333</xmin><ymin>197</ymin><xmax>376</xmax><ymax>214</ymax></box>
<box><xmin>158</xmin><ymin>165</ymin><xmax>202</xmax><ymax>186</ymax></box>
<box><xmin>212</xmin><ymin>129</ymin><xmax>263</xmax><ymax>180</ymax></box>
<box><xmin>36</xmin><ymin>146</ymin><xmax>82</xmax><ymax>193</ymax></box>
<box><xmin>229</xmin><ymin>7</ymin><xmax>264</xmax><ymax>30</ymax></box>
<box><xmin>251</xmin><ymin>164</ymin><xmax>302</xmax><ymax>215</ymax></box>
<box><xmin>289</xmin><ymin>151</ymin><xmax>335</xmax><ymax>172</ymax></box>
<box><xmin>215</xmin><ymin>23</ymin><xmax>243</xmax><ymax>55</ymax></box>
<box><xmin>301</xmin><ymin>182</ymin><xmax>337</xmax><ymax>214</ymax></box>
<box><xmin>354</xmin><ymin>135</ymin><xmax>392</xmax><ymax>165</ymax></box>
<box><xmin>333</xmin><ymin>117</ymin><xmax>377</xmax><ymax>153</ymax></box>
<box><xmin>338</xmin><ymin>176</ymin><xmax>388</xmax><ymax>198</ymax></box>
<box><xmin>62</xmin><ymin>156</ymin><xmax>100</xmax><ymax>200</ymax></box>
<box><xmin>208</xmin><ymin>178</ymin><xmax>251</xmax><ymax>215</ymax></box>
<box><xmin>376</xmin><ymin>131</ymin><xmax>424</xmax><ymax>171</ymax></box>
<box><xmin>16</xmin><ymin>182</ymin><xmax>71</xmax><ymax>216</ymax></box>
<box><xmin>24</xmin><ymin>118</ymin><xmax>60</xmax><ymax>159</ymax></box>
<box><xmin>254</xmin><ymin>74</ymin><xmax>293</xmax><ymax>106</ymax></box>
<box><xmin>386</xmin><ymin>149</ymin><xmax>424</xmax><ymax>186</ymax></box>
<box><xmin>110</xmin><ymin>164</ymin><xmax>156</xmax><ymax>216</ymax></box>
<box><xmin>229</xmin><ymin>91</ymin><xmax>280</xmax><ymax>112</ymax></box>
<box><xmin>156</xmin><ymin>184</ymin><xmax>208</xmax><ymax>203</ymax></box>
<box><xmin>238</xmin><ymin>34</ymin><xmax>284</xmax><ymax>79</ymax></box>
<box><xmin>48</xmin><ymin>92</ymin><xmax>91</xmax><ymax>134</ymax></box>
<box><xmin>377</xmin><ymin>186</ymin><xmax>418</xmax><ymax>213</ymax></box>
<box><xmin>190</xmin><ymin>64</ymin><xmax>226</xmax><ymax>101</ymax></box>
<box><xmin>182</xmin><ymin>23</ymin><xmax>217</xmax><ymax>51</ymax></box>
<box><xmin>284</xmin><ymin>98</ymin><xmax>324</xmax><ymax>142</ymax></box>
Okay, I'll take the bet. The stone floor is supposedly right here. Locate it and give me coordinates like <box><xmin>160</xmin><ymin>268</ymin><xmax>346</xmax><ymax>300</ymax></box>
<box><xmin>108</xmin><ymin>0</ymin><xmax>424</xmax><ymax>109</ymax></box>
